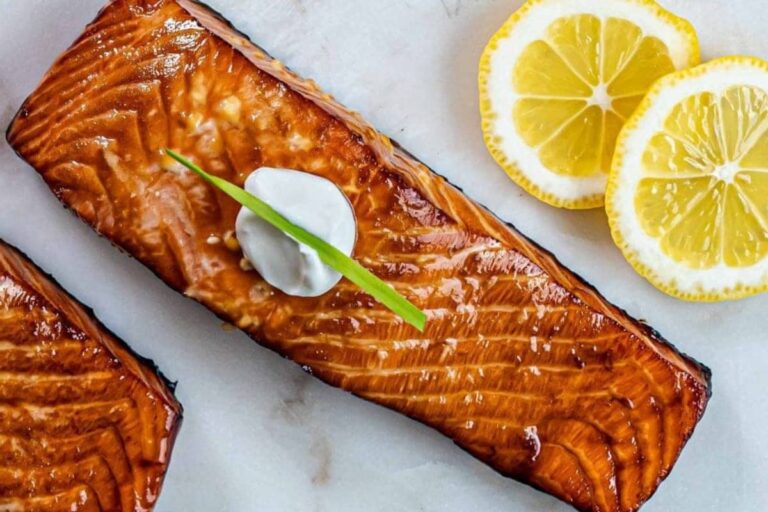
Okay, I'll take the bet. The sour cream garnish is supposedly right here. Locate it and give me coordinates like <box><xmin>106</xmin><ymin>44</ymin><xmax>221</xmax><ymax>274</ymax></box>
<box><xmin>235</xmin><ymin>167</ymin><xmax>357</xmax><ymax>297</ymax></box>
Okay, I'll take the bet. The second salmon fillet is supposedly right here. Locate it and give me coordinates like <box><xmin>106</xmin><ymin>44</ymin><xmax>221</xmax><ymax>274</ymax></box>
<box><xmin>0</xmin><ymin>240</ymin><xmax>181</xmax><ymax>510</ymax></box>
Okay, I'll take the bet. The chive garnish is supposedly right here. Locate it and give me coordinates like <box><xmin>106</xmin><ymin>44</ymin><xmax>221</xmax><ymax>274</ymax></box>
<box><xmin>164</xmin><ymin>149</ymin><xmax>427</xmax><ymax>332</ymax></box>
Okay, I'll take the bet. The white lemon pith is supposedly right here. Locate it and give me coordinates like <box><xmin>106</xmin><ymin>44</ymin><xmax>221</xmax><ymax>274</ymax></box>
<box><xmin>608</xmin><ymin>57</ymin><xmax>768</xmax><ymax>301</ymax></box>
<box><xmin>479</xmin><ymin>0</ymin><xmax>699</xmax><ymax>208</ymax></box>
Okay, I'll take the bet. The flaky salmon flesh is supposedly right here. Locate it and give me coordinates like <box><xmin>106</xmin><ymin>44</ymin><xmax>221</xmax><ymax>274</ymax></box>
<box><xmin>0</xmin><ymin>241</ymin><xmax>181</xmax><ymax>511</ymax></box>
<box><xmin>6</xmin><ymin>1</ymin><xmax>711</xmax><ymax>510</ymax></box>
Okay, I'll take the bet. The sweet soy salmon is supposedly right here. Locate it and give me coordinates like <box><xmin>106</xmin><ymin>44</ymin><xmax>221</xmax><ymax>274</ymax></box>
<box><xmin>7</xmin><ymin>1</ymin><xmax>710</xmax><ymax>510</ymax></box>
<box><xmin>0</xmin><ymin>241</ymin><xmax>181</xmax><ymax>511</ymax></box>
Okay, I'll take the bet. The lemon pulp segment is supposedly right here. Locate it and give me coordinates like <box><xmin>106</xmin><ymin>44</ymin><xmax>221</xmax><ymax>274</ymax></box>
<box><xmin>513</xmin><ymin>15</ymin><xmax>675</xmax><ymax>178</ymax></box>
<box><xmin>636</xmin><ymin>85</ymin><xmax>768</xmax><ymax>269</ymax></box>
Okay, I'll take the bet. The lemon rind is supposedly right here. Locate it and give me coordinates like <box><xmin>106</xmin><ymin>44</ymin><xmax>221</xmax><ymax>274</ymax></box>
<box><xmin>607</xmin><ymin>56</ymin><xmax>768</xmax><ymax>301</ymax></box>
<box><xmin>479</xmin><ymin>0</ymin><xmax>701</xmax><ymax>210</ymax></box>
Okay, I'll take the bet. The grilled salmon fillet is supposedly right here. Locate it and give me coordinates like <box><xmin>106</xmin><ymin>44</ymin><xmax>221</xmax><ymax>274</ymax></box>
<box><xmin>0</xmin><ymin>240</ymin><xmax>181</xmax><ymax>511</ymax></box>
<box><xmin>7</xmin><ymin>1</ymin><xmax>710</xmax><ymax>510</ymax></box>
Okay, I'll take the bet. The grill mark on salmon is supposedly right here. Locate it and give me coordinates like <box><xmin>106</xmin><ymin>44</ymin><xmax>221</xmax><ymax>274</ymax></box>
<box><xmin>0</xmin><ymin>241</ymin><xmax>181</xmax><ymax>511</ymax></box>
<box><xmin>7</xmin><ymin>1</ymin><xmax>709</xmax><ymax>510</ymax></box>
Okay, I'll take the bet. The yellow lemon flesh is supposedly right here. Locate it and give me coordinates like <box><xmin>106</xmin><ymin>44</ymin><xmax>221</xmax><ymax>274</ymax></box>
<box><xmin>480</xmin><ymin>0</ymin><xmax>699</xmax><ymax>208</ymax></box>
<box><xmin>608</xmin><ymin>57</ymin><xmax>768</xmax><ymax>300</ymax></box>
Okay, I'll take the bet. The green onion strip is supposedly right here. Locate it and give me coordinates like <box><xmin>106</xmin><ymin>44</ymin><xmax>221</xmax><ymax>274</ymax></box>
<box><xmin>165</xmin><ymin>149</ymin><xmax>426</xmax><ymax>332</ymax></box>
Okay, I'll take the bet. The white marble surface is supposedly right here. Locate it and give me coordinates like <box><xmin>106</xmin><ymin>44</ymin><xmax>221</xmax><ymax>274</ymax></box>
<box><xmin>0</xmin><ymin>0</ymin><xmax>766</xmax><ymax>510</ymax></box>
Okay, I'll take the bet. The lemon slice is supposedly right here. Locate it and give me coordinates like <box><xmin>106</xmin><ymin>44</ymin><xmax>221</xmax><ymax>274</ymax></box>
<box><xmin>479</xmin><ymin>0</ymin><xmax>699</xmax><ymax>209</ymax></box>
<box><xmin>608</xmin><ymin>57</ymin><xmax>768</xmax><ymax>301</ymax></box>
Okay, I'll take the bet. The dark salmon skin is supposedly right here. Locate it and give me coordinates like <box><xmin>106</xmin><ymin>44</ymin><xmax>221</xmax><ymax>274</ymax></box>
<box><xmin>7</xmin><ymin>1</ymin><xmax>709</xmax><ymax>510</ymax></box>
<box><xmin>0</xmin><ymin>240</ymin><xmax>181</xmax><ymax>511</ymax></box>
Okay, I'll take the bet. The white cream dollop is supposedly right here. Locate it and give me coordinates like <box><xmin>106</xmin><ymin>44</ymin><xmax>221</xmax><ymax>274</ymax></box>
<box><xmin>235</xmin><ymin>167</ymin><xmax>357</xmax><ymax>297</ymax></box>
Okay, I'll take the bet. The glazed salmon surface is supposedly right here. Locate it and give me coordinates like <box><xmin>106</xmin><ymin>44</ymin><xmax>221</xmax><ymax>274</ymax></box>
<box><xmin>7</xmin><ymin>1</ymin><xmax>710</xmax><ymax>510</ymax></box>
<box><xmin>0</xmin><ymin>241</ymin><xmax>181</xmax><ymax>511</ymax></box>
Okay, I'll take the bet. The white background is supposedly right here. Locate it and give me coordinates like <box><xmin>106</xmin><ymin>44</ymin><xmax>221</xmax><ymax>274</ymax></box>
<box><xmin>0</xmin><ymin>1</ymin><xmax>765</xmax><ymax>510</ymax></box>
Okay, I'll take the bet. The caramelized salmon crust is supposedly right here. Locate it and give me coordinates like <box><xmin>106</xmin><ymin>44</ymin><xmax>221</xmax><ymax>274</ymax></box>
<box><xmin>7</xmin><ymin>1</ymin><xmax>710</xmax><ymax>510</ymax></box>
<box><xmin>0</xmin><ymin>240</ymin><xmax>181</xmax><ymax>511</ymax></box>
